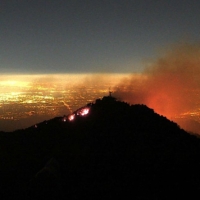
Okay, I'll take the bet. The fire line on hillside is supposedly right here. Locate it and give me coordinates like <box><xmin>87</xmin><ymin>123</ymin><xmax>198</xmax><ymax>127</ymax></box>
<box><xmin>63</xmin><ymin>106</ymin><xmax>91</xmax><ymax>122</ymax></box>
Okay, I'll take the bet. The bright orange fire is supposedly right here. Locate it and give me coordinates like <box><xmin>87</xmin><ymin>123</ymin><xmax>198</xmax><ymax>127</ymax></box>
<box><xmin>68</xmin><ymin>114</ymin><xmax>75</xmax><ymax>121</ymax></box>
<box><xmin>67</xmin><ymin>106</ymin><xmax>90</xmax><ymax>122</ymax></box>
<box><xmin>77</xmin><ymin>107</ymin><xmax>90</xmax><ymax>116</ymax></box>
<box><xmin>114</xmin><ymin>42</ymin><xmax>200</xmax><ymax>134</ymax></box>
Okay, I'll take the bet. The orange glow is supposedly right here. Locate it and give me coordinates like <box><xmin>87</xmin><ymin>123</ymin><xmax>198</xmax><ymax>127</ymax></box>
<box><xmin>68</xmin><ymin>114</ymin><xmax>75</xmax><ymax>121</ymax></box>
<box><xmin>77</xmin><ymin>107</ymin><xmax>90</xmax><ymax>116</ymax></box>
<box><xmin>0</xmin><ymin>73</ymin><xmax>131</xmax><ymax>132</ymax></box>
<box><xmin>114</xmin><ymin>43</ymin><xmax>200</xmax><ymax>134</ymax></box>
<box><xmin>1</xmin><ymin>66</ymin><xmax>200</xmax><ymax>134</ymax></box>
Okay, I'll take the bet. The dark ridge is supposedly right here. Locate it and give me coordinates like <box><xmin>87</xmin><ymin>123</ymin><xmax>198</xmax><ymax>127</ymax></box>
<box><xmin>0</xmin><ymin>96</ymin><xmax>200</xmax><ymax>200</ymax></box>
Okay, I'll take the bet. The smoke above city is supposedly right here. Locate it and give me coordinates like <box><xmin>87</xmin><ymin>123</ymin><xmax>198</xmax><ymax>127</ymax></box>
<box><xmin>1</xmin><ymin>42</ymin><xmax>200</xmax><ymax>134</ymax></box>
<box><xmin>114</xmin><ymin>42</ymin><xmax>200</xmax><ymax>132</ymax></box>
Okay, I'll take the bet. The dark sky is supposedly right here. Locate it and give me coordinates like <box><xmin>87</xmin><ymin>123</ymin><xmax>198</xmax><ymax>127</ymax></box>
<box><xmin>1</xmin><ymin>0</ymin><xmax>200</xmax><ymax>74</ymax></box>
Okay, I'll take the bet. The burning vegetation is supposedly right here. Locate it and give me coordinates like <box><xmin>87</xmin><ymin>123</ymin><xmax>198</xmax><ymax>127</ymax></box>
<box><xmin>64</xmin><ymin>106</ymin><xmax>91</xmax><ymax>122</ymax></box>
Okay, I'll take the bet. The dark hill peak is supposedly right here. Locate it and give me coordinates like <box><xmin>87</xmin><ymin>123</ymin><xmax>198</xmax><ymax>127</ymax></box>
<box><xmin>23</xmin><ymin>96</ymin><xmax>180</xmax><ymax>136</ymax></box>
<box><xmin>74</xmin><ymin>96</ymin><xmax>181</xmax><ymax>134</ymax></box>
<box><xmin>100</xmin><ymin>94</ymin><xmax>117</xmax><ymax>102</ymax></box>
<box><xmin>1</xmin><ymin>96</ymin><xmax>200</xmax><ymax>199</ymax></box>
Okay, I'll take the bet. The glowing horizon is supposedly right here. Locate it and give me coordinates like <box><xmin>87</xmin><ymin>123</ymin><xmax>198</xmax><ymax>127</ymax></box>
<box><xmin>0</xmin><ymin>70</ymin><xmax>200</xmax><ymax>134</ymax></box>
<box><xmin>0</xmin><ymin>73</ymin><xmax>133</xmax><ymax>132</ymax></box>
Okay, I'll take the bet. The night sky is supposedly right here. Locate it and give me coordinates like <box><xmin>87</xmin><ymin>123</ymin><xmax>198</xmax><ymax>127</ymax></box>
<box><xmin>1</xmin><ymin>0</ymin><xmax>200</xmax><ymax>74</ymax></box>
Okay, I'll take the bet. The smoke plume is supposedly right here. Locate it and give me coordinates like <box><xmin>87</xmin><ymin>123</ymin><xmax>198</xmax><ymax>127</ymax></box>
<box><xmin>114</xmin><ymin>42</ymin><xmax>200</xmax><ymax>132</ymax></box>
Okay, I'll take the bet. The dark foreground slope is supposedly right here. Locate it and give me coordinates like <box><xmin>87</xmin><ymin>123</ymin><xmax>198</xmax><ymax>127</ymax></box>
<box><xmin>1</xmin><ymin>96</ymin><xmax>200</xmax><ymax>199</ymax></box>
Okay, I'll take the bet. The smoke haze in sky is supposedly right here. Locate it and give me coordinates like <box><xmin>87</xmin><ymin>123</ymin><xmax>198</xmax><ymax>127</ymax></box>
<box><xmin>114</xmin><ymin>42</ymin><xmax>200</xmax><ymax>133</ymax></box>
<box><xmin>1</xmin><ymin>41</ymin><xmax>200</xmax><ymax>134</ymax></box>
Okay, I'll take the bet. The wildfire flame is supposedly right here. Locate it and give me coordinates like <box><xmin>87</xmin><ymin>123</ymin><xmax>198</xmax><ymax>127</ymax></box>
<box><xmin>68</xmin><ymin>114</ymin><xmax>75</xmax><ymax>121</ymax></box>
<box><xmin>77</xmin><ymin>107</ymin><xmax>90</xmax><ymax>116</ymax></box>
<box><xmin>66</xmin><ymin>106</ymin><xmax>90</xmax><ymax>122</ymax></box>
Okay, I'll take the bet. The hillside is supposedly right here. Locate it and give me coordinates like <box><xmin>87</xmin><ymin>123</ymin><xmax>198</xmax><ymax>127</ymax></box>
<box><xmin>1</xmin><ymin>96</ymin><xmax>200</xmax><ymax>200</ymax></box>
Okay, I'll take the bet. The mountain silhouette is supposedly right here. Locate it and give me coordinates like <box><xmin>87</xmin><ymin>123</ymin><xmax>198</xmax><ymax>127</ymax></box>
<box><xmin>1</xmin><ymin>96</ymin><xmax>200</xmax><ymax>200</ymax></box>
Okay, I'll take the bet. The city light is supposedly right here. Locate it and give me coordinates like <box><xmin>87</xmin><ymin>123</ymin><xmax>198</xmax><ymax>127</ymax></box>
<box><xmin>0</xmin><ymin>74</ymin><xmax>129</xmax><ymax>131</ymax></box>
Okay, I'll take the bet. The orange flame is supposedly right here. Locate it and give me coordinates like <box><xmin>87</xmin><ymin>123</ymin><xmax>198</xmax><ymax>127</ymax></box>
<box><xmin>68</xmin><ymin>114</ymin><xmax>75</xmax><ymax>121</ymax></box>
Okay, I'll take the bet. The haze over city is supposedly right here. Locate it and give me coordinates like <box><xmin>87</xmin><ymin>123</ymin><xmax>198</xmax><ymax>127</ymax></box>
<box><xmin>1</xmin><ymin>1</ymin><xmax>200</xmax><ymax>133</ymax></box>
